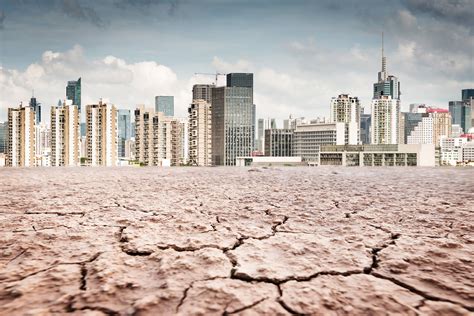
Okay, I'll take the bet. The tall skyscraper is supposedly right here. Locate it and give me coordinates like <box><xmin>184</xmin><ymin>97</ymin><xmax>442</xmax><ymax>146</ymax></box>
<box><xmin>371</xmin><ymin>35</ymin><xmax>400</xmax><ymax>145</ymax></box>
<box><xmin>330</xmin><ymin>94</ymin><xmax>361</xmax><ymax>144</ymax></box>
<box><xmin>155</xmin><ymin>96</ymin><xmax>174</xmax><ymax>117</ymax></box>
<box><xmin>192</xmin><ymin>84</ymin><xmax>214</xmax><ymax>103</ymax></box>
<box><xmin>86</xmin><ymin>101</ymin><xmax>118</xmax><ymax>166</ymax></box>
<box><xmin>29</xmin><ymin>96</ymin><xmax>41</xmax><ymax>124</ymax></box>
<box><xmin>118</xmin><ymin>109</ymin><xmax>131</xmax><ymax>158</ymax></box>
<box><xmin>462</xmin><ymin>89</ymin><xmax>474</xmax><ymax>101</ymax></box>
<box><xmin>212</xmin><ymin>73</ymin><xmax>255</xmax><ymax>166</ymax></box>
<box><xmin>188</xmin><ymin>99</ymin><xmax>212</xmax><ymax>166</ymax></box>
<box><xmin>264</xmin><ymin>128</ymin><xmax>293</xmax><ymax>157</ymax></box>
<box><xmin>402</xmin><ymin>112</ymin><xmax>423</xmax><ymax>144</ymax></box>
<box><xmin>449</xmin><ymin>101</ymin><xmax>471</xmax><ymax>134</ymax></box>
<box><xmin>7</xmin><ymin>105</ymin><xmax>36</xmax><ymax>167</ymax></box>
<box><xmin>66</xmin><ymin>78</ymin><xmax>82</xmax><ymax>113</ymax></box>
<box><xmin>50</xmin><ymin>102</ymin><xmax>80</xmax><ymax>166</ymax></box>
<box><xmin>257</xmin><ymin>118</ymin><xmax>277</xmax><ymax>153</ymax></box>
<box><xmin>0</xmin><ymin>122</ymin><xmax>7</xmax><ymax>154</ymax></box>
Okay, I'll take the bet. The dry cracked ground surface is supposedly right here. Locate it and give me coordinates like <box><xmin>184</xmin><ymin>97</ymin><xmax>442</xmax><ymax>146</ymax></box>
<box><xmin>0</xmin><ymin>167</ymin><xmax>473</xmax><ymax>315</ymax></box>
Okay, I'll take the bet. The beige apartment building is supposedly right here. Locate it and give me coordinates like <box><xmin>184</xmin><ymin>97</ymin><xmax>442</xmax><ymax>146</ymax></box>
<box><xmin>330</xmin><ymin>94</ymin><xmax>361</xmax><ymax>145</ymax></box>
<box><xmin>86</xmin><ymin>101</ymin><xmax>118</xmax><ymax>166</ymax></box>
<box><xmin>188</xmin><ymin>99</ymin><xmax>212</xmax><ymax>166</ymax></box>
<box><xmin>51</xmin><ymin>102</ymin><xmax>80</xmax><ymax>166</ymax></box>
<box><xmin>7</xmin><ymin>106</ymin><xmax>36</xmax><ymax>167</ymax></box>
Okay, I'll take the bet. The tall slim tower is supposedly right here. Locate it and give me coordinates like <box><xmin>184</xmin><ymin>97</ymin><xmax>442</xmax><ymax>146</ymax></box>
<box><xmin>371</xmin><ymin>34</ymin><xmax>401</xmax><ymax>145</ymax></box>
<box><xmin>7</xmin><ymin>105</ymin><xmax>36</xmax><ymax>167</ymax></box>
<box><xmin>86</xmin><ymin>101</ymin><xmax>118</xmax><ymax>166</ymax></box>
<box><xmin>330</xmin><ymin>94</ymin><xmax>361</xmax><ymax>144</ymax></box>
<box><xmin>51</xmin><ymin>101</ymin><xmax>80</xmax><ymax>166</ymax></box>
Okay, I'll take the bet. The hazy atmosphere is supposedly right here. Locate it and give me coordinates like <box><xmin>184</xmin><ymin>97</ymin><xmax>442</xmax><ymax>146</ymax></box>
<box><xmin>0</xmin><ymin>0</ymin><xmax>473</xmax><ymax>122</ymax></box>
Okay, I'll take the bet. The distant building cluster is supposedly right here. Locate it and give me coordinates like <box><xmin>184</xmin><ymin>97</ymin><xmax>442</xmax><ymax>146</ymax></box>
<box><xmin>1</xmin><ymin>39</ymin><xmax>473</xmax><ymax>168</ymax></box>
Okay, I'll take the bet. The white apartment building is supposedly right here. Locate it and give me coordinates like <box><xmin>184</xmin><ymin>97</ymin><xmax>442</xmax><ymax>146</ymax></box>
<box><xmin>330</xmin><ymin>94</ymin><xmax>361</xmax><ymax>145</ymax></box>
<box><xmin>188</xmin><ymin>100</ymin><xmax>212</xmax><ymax>166</ymax></box>
<box><xmin>293</xmin><ymin>122</ymin><xmax>345</xmax><ymax>163</ymax></box>
<box><xmin>407</xmin><ymin>109</ymin><xmax>451</xmax><ymax>146</ymax></box>
<box><xmin>51</xmin><ymin>103</ymin><xmax>80</xmax><ymax>166</ymax></box>
<box><xmin>371</xmin><ymin>96</ymin><xmax>400</xmax><ymax>145</ymax></box>
<box><xmin>439</xmin><ymin>136</ymin><xmax>468</xmax><ymax>166</ymax></box>
<box><xmin>35</xmin><ymin>123</ymin><xmax>51</xmax><ymax>167</ymax></box>
<box><xmin>462</xmin><ymin>141</ymin><xmax>474</xmax><ymax>163</ymax></box>
<box><xmin>86</xmin><ymin>101</ymin><xmax>118</xmax><ymax>166</ymax></box>
<box><xmin>7</xmin><ymin>106</ymin><xmax>36</xmax><ymax>167</ymax></box>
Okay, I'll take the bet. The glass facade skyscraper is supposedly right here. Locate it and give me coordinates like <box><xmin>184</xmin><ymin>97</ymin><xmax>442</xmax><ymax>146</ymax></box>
<box><xmin>66</xmin><ymin>78</ymin><xmax>81</xmax><ymax>113</ymax></box>
<box><xmin>0</xmin><ymin>121</ymin><xmax>7</xmax><ymax>153</ymax></box>
<box><xmin>212</xmin><ymin>73</ymin><xmax>255</xmax><ymax>166</ymax></box>
<box><xmin>118</xmin><ymin>109</ymin><xmax>131</xmax><ymax>158</ymax></box>
<box><xmin>462</xmin><ymin>89</ymin><xmax>474</xmax><ymax>101</ymax></box>
<box><xmin>155</xmin><ymin>96</ymin><xmax>174</xmax><ymax>117</ymax></box>
<box><xmin>29</xmin><ymin>97</ymin><xmax>41</xmax><ymax>124</ymax></box>
<box><xmin>192</xmin><ymin>84</ymin><xmax>214</xmax><ymax>102</ymax></box>
<box><xmin>449</xmin><ymin>101</ymin><xmax>471</xmax><ymax>133</ymax></box>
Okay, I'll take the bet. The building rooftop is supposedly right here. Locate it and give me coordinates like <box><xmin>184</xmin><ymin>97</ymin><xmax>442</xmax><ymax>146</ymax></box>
<box><xmin>0</xmin><ymin>167</ymin><xmax>472</xmax><ymax>314</ymax></box>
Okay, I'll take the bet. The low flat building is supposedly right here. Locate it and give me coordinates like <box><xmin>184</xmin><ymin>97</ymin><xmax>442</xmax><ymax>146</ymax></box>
<box><xmin>236</xmin><ymin>156</ymin><xmax>304</xmax><ymax>167</ymax></box>
<box><xmin>319</xmin><ymin>144</ymin><xmax>435</xmax><ymax>167</ymax></box>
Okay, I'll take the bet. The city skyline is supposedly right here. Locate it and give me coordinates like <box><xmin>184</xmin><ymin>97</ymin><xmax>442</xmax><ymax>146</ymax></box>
<box><xmin>1</xmin><ymin>0</ymin><xmax>473</xmax><ymax>122</ymax></box>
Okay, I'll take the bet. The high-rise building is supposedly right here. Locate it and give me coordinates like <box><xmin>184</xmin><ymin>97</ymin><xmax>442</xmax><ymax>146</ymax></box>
<box><xmin>155</xmin><ymin>96</ymin><xmax>174</xmax><ymax>117</ymax></box>
<box><xmin>192</xmin><ymin>84</ymin><xmax>214</xmax><ymax>103</ymax></box>
<box><xmin>118</xmin><ymin>109</ymin><xmax>131</xmax><ymax>158</ymax></box>
<box><xmin>85</xmin><ymin>101</ymin><xmax>118</xmax><ymax>166</ymax></box>
<box><xmin>29</xmin><ymin>96</ymin><xmax>41</xmax><ymax>124</ymax></box>
<box><xmin>0</xmin><ymin>122</ymin><xmax>7</xmax><ymax>154</ymax></box>
<box><xmin>462</xmin><ymin>89</ymin><xmax>474</xmax><ymax>101</ymax></box>
<box><xmin>407</xmin><ymin>108</ymin><xmax>452</xmax><ymax>145</ymax></box>
<box><xmin>50</xmin><ymin>102</ymin><xmax>80</xmax><ymax>166</ymax></box>
<box><xmin>188</xmin><ymin>100</ymin><xmax>212</xmax><ymax>166</ymax></box>
<box><xmin>330</xmin><ymin>94</ymin><xmax>361</xmax><ymax>145</ymax></box>
<box><xmin>7</xmin><ymin>105</ymin><xmax>36</xmax><ymax>167</ymax></box>
<box><xmin>66</xmin><ymin>78</ymin><xmax>81</xmax><ymax>113</ymax></box>
<box><xmin>169</xmin><ymin>118</ymin><xmax>185</xmax><ymax>166</ymax></box>
<box><xmin>264</xmin><ymin>129</ymin><xmax>293</xmax><ymax>157</ymax></box>
<box><xmin>212</xmin><ymin>73</ymin><xmax>255</xmax><ymax>166</ymax></box>
<box><xmin>449</xmin><ymin>101</ymin><xmax>471</xmax><ymax>134</ymax></box>
<box><xmin>371</xmin><ymin>96</ymin><xmax>400</xmax><ymax>145</ymax></box>
<box><xmin>293</xmin><ymin>122</ymin><xmax>345</xmax><ymax>163</ymax></box>
<box><xmin>35</xmin><ymin>123</ymin><xmax>51</xmax><ymax>167</ymax></box>
<box><xmin>360</xmin><ymin>113</ymin><xmax>371</xmax><ymax>144</ymax></box>
<box><xmin>134</xmin><ymin>107</ymin><xmax>168</xmax><ymax>166</ymax></box>
<box><xmin>371</xmin><ymin>35</ymin><xmax>401</xmax><ymax>145</ymax></box>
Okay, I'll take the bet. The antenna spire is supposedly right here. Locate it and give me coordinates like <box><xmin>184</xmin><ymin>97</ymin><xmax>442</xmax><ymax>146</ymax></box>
<box><xmin>381</xmin><ymin>32</ymin><xmax>387</xmax><ymax>79</ymax></box>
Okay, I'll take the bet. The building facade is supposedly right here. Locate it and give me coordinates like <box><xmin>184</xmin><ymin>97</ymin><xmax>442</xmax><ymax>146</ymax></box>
<box><xmin>371</xmin><ymin>96</ymin><xmax>400</xmax><ymax>145</ymax></box>
<box><xmin>407</xmin><ymin>109</ymin><xmax>452</xmax><ymax>146</ymax></box>
<box><xmin>330</xmin><ymin>94</ymin><xmax>361</xmax><ymax>145</ymax></box>
<box><xmin>35</xmin><ymin>123</ymin><xmax>51</xmax><ymax>167</ymax></box>
<box><xmin>192</xmin><ymin>84</ymin><xmax>214</xmax><ymax>103</ymax></box>
<box><xmin>155</xmin><ymin>96</ymin><xmax>174</xmax><ymax>117</ymax></box>
<box><xmin>449</xmin><ymin>101</ymin><xmax>471</xmax><ymax>134</ymax></box>
<box><xmin>360</xmin><ymin>114</ymin><xmax>371</xmax><ymax>144</ymax></box>
<box><xmin>29</xmin><ymin>96</ymin><xmax>41</xmax><ymax>124</ymax></box>
<box><xmin>86</xmin><ymin>101</ymin><xmax>118</xmax><ymax>166</ymax></box>
<box><xmin>264</xmin><ymin>128</ymin><xmax>293</xmax><ymax>157</ymax></box>
<box><xmin>188</xmin><ymin>99</ymin><xmax>212</xmax><ymax>166</ymax></box>
<box><xmin>51</xmin><ymin>103</ymin><xmax>80</xmax><ymax>166</ymax></box>
<box><xmin>7</xmin><ymin>106</ymin><xmax>36</xmax><ymax>167</ymax></box>
<box><xmin>212</xmin><ymin>73</ymin><xmax>255</xmax><ymax>166</ymax></box>
<box><xmin>135</xmin><ymin>107</ymin><xmax>168</xmax><ymax>166</ymax></box>
<box><xmin>118</xmin><ymin>109</ymin><xmax>131</xmax><ymax>158</ymax></box>
<box><xmin>0</xmin><ymin>121</ymin><xmax>7</xmax><ymax>154</ymax></box>
<box><xmin>293</xmin><ymin>122</ymin><xmax>345</xmax><ymax>163</ymax></box>
<box><xmin>66</xmin><ymin>78</ymin><xmax>81</xmax><ymax>113</ymax></box>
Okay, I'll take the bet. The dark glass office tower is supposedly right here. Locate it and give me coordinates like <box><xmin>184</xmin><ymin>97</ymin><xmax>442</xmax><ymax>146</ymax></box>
<box><xmin>118</xmin><ymin>109</ymin><xmax>131</xmax><ymax>158</ymax></box>
<box><xmin>462</xmin><ymin>89</ymin><xmax>474</xmax><ymax>101</ymax></box>
<box><xmin>212</xmin><ymin>73</ymin><xmax>255</xmax><ymax>165</ymax></box>
<box><xmin>360</xmin><ymin>114</ymin><xmax>371</xmax><ymax>144</ymax></box>
<box><xmin>0</xmin><ymin>121</ymin><xmax>7</xmax><ymax>153</ymax></box>
<box><xmin>192</xmin><ymin>84</ymin><xmax>214</xmax><ymax>102</ymax></box>
<box><xmin>66</xmin><ymin>78</ymin><xmax>82</xmax><ymax>113</ymax></box>
<box><xmin>29</xmin><ymin>96</ymin><xmax>41</xmax><ymax>124</ymax></box>
<box><xmin>226</xmin><ymin>73</ymin><xmax>253</xmax><ymax>88</ymax></box>
<box><xmin>449</xmin><ymin>101</ymin><xmax>472</xmax><ymax>133</ymax></box>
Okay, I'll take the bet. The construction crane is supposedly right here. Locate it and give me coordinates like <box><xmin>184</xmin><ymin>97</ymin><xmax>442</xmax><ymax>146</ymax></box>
<box><xmin>194</xmin><ymin>72</ymin><xmax>226</xmax><ymax>85</ymax></box>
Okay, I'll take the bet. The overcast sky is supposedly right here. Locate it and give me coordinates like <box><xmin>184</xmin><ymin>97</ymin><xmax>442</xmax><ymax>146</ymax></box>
<box><xmin>0</xmin><ymin>0</ymin><xmax>473</xmax><ymax>123</ymax></box>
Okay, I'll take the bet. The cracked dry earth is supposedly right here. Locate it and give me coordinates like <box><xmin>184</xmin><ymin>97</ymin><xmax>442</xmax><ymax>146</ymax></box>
<box><xmin>0</xmin><ymin>167</ymin><xmax>473</xmax><ymax>316</ymax></box>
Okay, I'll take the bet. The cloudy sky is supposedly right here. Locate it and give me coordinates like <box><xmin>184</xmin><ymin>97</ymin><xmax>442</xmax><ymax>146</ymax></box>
<box><xmin>0</xmin><ymin>0</ymin><xmax>473</xmax><ymax>123</ymax></box>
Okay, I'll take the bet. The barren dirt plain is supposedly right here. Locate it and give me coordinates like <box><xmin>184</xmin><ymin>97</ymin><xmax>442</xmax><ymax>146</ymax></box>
<box><xmin>0</xmin><ymin>166</ymin><xmax>473</xmax><ymax>315</ymax></box>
